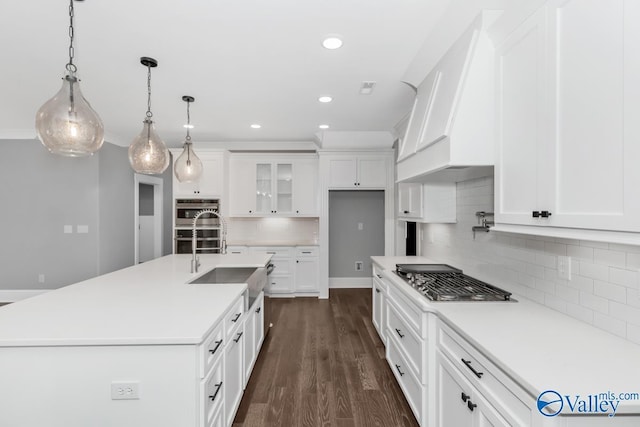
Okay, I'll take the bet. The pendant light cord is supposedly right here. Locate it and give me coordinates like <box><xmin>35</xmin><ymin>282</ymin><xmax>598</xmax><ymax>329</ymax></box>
<box><xmin>66</xmin><ymin>0</ymin><xmax>77</xmax><ymax>73</ymax></box>
<box><xmin>146</xmin><ymin>64</ymin><xmax>153</xmax><ymax>118</ymax></box>
<box><xmin>185</xmin><ymin>99</ymin><xmax>192</xmax><ymax>162</ymax></box>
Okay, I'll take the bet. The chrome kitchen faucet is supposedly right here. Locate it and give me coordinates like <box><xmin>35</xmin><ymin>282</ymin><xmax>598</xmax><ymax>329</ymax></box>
<box><xmin>191</xmin><ymin>209</ymin><xmax>227</xmax><ymax>273</ymax></box>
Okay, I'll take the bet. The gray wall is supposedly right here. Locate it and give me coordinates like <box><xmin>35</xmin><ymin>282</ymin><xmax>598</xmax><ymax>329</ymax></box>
<box><xmin>329</xmin><ymin>190</ymin><xmax>385</xmax><ymax>277</ymax></box>
<box><xmin>97</xmin><ymin>143</ymin><xmax>135</xmax><ymax>276</ymax></box>
<box><xmin>0</xmin><ymin>139</ymin><xmax>173</xmax><ymax>291</ymax></box>
<box><xmin>0</xmin><ymin>139</ymin><xmax>99</xmax><ymax>289</ymax></box>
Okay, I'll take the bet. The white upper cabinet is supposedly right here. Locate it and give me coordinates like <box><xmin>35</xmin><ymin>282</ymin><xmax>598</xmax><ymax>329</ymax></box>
<box><xmin>171</xmin><ymin>149</ymin><xmax>225</xmax><ymax>198</ymax></box>
<box><xmin>398</xmin><ymin>182</ymin><xmax>456</xmax><ymax>223</ymax></box>
<box><xmin>495</xmin><ymin>0</ymin><xmax>640</xmax><ymax>234</ymax></box>
<box><xmin>327</xmin><ymin>156</ymin><xmax>388</xmax><ymax>189</ymax></box>
<box><xmin>229</xmin><ymin>154</ymin><xmax>319</xmax><ymax>217</ymax></box>
<box><xmin>397</xmin><ymin>12</ymin><xmax>499</xmax><ymax>183</ymax></box>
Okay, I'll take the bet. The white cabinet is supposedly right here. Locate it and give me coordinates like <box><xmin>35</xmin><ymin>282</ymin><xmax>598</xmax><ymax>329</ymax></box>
<box><xmin>171</xmin><ymin>149</ymin><xmax>225</xmax><ymax>198</ymax></box>
<box><xmin>224</xmin><ymin>320</ymin><xmax>244</xmax><ymax>426</ymax></box>
<box><xmin>436</xmin><ymin>351</ymin><xmax>509</xmax><ymax>427</ymax></box>
<box><xmin>229</xmin><ymin>154</ymin><xmax>318</xmax><ymax>217</ymax></box>
<box><xmin>243</xmin><ymin>292</ymin><xmax>264</xmax><ymax>389</ymax></box>
<box><xmin>251</xmin><ymin>246</ymin><xmax>295</xmax><ymax>294</ymax></box>
<box><xmin>294</xmin><ymin>246</ymin><xmax>319</xmax><ymax>293</ymax></box>
<box><xmin>327</xmin><ymin>156</ymin><xmax>388</xmax><ymax>189</ymax></box>
<box><xmin>397</xmin><ymin>12</ymin><xmax>497</xmax><ymax>182</ymax></box>
<box><xmin>372</xmin><ymin>264</ymin><xmax>388</xmax><ymax>344</ymax></box>
<box><xmin>495</xmin><ymin>0</ymin><xmax>640</xmax><ymax>233</ymax></box>
<box><xmin>435</xmin><ymin>321</ymin><xmax>532</xmax><ymax>427</ymax></box>
<box><xmin>397</xmin><ymin>182</ymin><xmax>456</xmax><ymax>223</ymax></box>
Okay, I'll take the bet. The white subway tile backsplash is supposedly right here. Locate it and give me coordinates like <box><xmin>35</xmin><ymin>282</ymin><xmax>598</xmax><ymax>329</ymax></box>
<box><xmin>535</xmin><ymin>278</ymin><xmax>556</xmax><ymax>295</ymax></box>
<box><xmin>593</xmin><ymin>313</ymin><xmax>627</xmax><ymax>338</ymax></box>
<box><xmin>544</xmin><ymin>242</ymin><xmax>567</xmax><ymax>256</ymax></box>
<box><xmin>609</xmin><ymin>267</ymin><xmax>639</xmax><ymax>289</ymax></box>
<box><xmin>627</xmin><ymin>324</ymin><xmax>640</xmax><ymax>346</ymax></box>
<box><xmin>419</xmin><ymin>175</ymin><xmax>640</xmax><ymax>344</ymax></box>
<box><xmin>627</xmin><ymin>253</ymin><xmax>640</xmax><ymax>271</ymax></box>
<box><xmin>566</xmin><ymin>245</ymin><xmax>594</xmax><ymax>261</ymax></box>
<box><xmin>566</xmin><ymin>302</ymin><xmax>594</xmax><ymax>324</ymax></box>
<box><xmin>593</xmin><ymin>280</ymin><xmax>627</xmax><ymax>304</ymax></box>
<box><xmin>609</xmin><ymin>301</ymin><xmax>640</xmax><ymax>327</ymax></box>
<box><xmin>556</xmin><ymin>284</ymin><xmax>579</xmax><ymax>304</ymax></box>
<box><xmin>579</xmin><ymin>292</ymin><xmax>609</xmax><ymax>314</ymax></box>
<box><xmin>578</xmin><ymin>262</ymin><xmax>609</xmax><ymax>281</ymax></box>
<box><xmin>593</xmin><ymin>248</ymin><xmax>626</xmax><ymax>268</ymax></box>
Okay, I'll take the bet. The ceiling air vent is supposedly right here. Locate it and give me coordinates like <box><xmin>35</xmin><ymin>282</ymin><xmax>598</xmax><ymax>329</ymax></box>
<box><xmin>360</xmin><ymin>81</ymin><xmax>376</xmax><ymax>95</ymax></box>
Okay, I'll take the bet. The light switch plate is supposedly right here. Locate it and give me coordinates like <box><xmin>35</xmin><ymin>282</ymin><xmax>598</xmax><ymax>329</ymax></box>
<box><xmin>558</xmin><ymin>256</ymin><xmax>572</xmax><ymax>280</ymax></box>
<box><xmin>64</xmin><ymin>225</ymin><xmax>73</xmax><ymax>234</ymax></box>
<box><xmin>77</xmin><ymin>225</ymin><xmax>89</xmax><ymax>234</ymax></box>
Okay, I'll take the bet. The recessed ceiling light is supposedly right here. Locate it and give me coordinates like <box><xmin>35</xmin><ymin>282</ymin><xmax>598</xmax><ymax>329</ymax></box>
<box><xmin>322</xmin><ymin>36</ymin><xmax>343</xmax><ymax>50</ymax></box>
<box><xmin>318</xmin><ymin>96</ymin><xmax>333</xmax><ymax>103</ymax></box>
<box><xmin>250</xmin><ymin>124</ymin><xmax>261</xmax><ymax>129</ymax></box>
<box><xmin>319</xmin><ymin>124</ymin><xmax>330</xmax><ymax>129</ymax></box>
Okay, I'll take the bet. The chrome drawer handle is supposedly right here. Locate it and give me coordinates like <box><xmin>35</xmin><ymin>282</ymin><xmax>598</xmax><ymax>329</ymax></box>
<box><xmin>208</xmin><ymin>339</ymin><xmax>223</xmax><ymax>355</ymax></box>
<box><xmin>233</xmin><ymin>331</ymin><xmax>243</xmax><ymax>343</ymax></box>
<box><xmin>209</xmin><ymin>381</ymin><xmax>223</xmax><ymax>402</ymax></box>
<box><xmin>461</xmin><ymin>358</ymin><xmax>484</xmax><ymax>378</ymax></box>
<box><xmin>302</xmin><ymin>251</ymin><xmax>312</xmax><ymax>254</ymax></box>
<box><xmin>231</xmin><ymin>313</ymin><xmax>241</xmax><ymax>323</ymax></box>
<box><xmin>395</xmin><ymin>328</ymin><xmax>405</xmax><ymax>339</ymax></box>
<box><xmin>395</xmin><ymin>364</ymin><xmax>405</xmax><ymax>376</ymax></box>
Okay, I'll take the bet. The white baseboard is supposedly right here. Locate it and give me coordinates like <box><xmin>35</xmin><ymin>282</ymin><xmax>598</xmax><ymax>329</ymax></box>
<box><xmin>0</xmin><ymin>289</ymin><xmax>50</xmax><ymax>302</ymax></box>
<box><xmin>329</xmin><ymin>277</ymin><xmax>372</xmax><ymax>289</ymax></box>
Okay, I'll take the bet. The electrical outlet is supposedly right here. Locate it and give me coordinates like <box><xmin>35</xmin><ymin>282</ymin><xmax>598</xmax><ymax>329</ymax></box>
<box><xmin>357</xmin><ymin>222</ymin><xmax>363</xmax><ymax>231</ymax></box>
<box><xmin>355</xmin><ymin>261</ymin><xmax>363</xmax><ymax>271</ymax></box>
<box><xmin>111</xmin><ymin>382</ymin><xmax>140</xmax><ymax>400</ymax></box>
<box><xmin>558</xmin><ymin>256</ymin><xmax>572</xmax><ymax>280</ymax></box>
<box><xmin>38</xmin><ymin>274</ymin><xmax>45</xmax><ymax>284</ymax></box>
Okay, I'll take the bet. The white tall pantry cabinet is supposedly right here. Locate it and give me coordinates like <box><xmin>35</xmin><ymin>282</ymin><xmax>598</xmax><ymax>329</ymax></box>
<box><xmin>494</xmin><ymin>0</ymin><xmax>640</xmax><ymax>234</ymax></box>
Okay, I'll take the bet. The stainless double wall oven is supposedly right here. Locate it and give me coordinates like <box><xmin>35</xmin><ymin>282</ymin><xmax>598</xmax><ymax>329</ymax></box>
<box><xmin>174</xmin><ymin>199</ymin><xmax>222</xmax><ymax>254</ymax></box>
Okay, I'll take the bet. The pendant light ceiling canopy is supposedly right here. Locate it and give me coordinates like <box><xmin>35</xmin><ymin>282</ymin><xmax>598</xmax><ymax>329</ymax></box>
<box><xmin>35</xmin><ymin>0</ymin><xmax>104</xmax><ymax>157</ymax></box>
<box><xmin>128</xmin><ymin>57</ymin><xmax>170</xmax><ymax>175</ymax></box>
<box><xmin>174</xmin><ymin>95</ymin><xmax>203</xmax><ymax>183</ymax></box>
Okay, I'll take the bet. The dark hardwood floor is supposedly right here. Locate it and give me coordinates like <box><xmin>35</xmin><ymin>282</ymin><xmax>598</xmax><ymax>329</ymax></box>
<box><xmin>233</xmin><ymin>288</ymin><xmax>419</xmax><ymax>427</ymax></box>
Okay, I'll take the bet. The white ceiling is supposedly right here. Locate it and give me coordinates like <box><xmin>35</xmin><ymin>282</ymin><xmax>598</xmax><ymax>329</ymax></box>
<box><xmin>0</xmin><ymin>0</ymin><xmax>455</xmax><ymax>148</ymax></box>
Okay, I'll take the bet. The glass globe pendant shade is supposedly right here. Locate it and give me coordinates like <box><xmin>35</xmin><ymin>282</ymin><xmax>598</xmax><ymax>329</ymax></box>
<box><xmin>174</xmin><ymin>141</ymin><xmax>203</xmax><ymax>183</ymax></box>
<box><xmin>128</xmin><ymin>118</ymin><xmax>170</xmax><ymax>174</ymax></box>
<box><xmin>35</xmin><ymin>72</ymin><xmax>104</xmax><ymax>157</ymax></box>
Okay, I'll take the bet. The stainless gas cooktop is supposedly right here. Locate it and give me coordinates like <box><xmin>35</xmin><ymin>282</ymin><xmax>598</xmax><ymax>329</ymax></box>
<box><xmin>395</xmin><ymin>264</ymin><xmax>513</xmax><ymax>302</ymax></box>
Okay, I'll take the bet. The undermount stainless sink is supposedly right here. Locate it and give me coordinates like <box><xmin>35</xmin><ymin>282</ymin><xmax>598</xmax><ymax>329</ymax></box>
<box><xmin>188</xmin><ymin>267</ymin><xmax>258</xmax><ymax>284</ymax></box>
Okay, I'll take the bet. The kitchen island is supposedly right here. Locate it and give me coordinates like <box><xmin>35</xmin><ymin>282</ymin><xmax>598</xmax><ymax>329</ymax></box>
<box><xmin>372</xmin><ymin>256</ymin><xmax>640</xmax><ymax>426</ymax></box>
<box><xmin>0</xmin><ymin>254</ymin><xmax>271</xmax><ymax>427</ymax></box>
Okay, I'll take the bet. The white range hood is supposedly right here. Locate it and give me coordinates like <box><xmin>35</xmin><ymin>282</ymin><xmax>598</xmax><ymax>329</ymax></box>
<box><xmin>397</xmin><ymin>11</ymin><xmax>500</xmax><ymax>183</ymax></box>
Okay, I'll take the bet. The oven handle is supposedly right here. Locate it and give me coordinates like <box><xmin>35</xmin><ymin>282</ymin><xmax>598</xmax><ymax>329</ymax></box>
<box><xmin>266</xmin><ymin>263</ymin><xmax>275</xmax><ymax>275</ymax></box>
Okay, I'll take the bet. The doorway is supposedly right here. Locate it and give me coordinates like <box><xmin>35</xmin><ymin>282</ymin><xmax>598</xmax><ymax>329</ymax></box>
<box><xmin>134</xmin><ymin>174</ymin><xmax>164</xmax><ymax>264</ymax></box>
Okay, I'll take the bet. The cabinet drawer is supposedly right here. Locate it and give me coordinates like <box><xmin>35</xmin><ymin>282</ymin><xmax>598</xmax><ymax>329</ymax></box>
<box><xmin>208</xmin><ymin>405</ymin><xmax>224</xmax><ymax>427</ymax></box>
<box><xmin>201</xmin><ymin>357</ymin><xmax>224</xmax><ymax>427</ymax></box>
<box><xmin>225</xmin><ymin>296</ymin><xmax>245</xmax><ymax>339</ymax></box>
<box><xmin>250</xmin><ymin>247</ymin><xmax>294</xmax><ymax>257</ymax></box>
<box><xmin>387</xmin><ymin>333</ymin><xmax>425</xmax><ymax>425</ymax></box>
<box><xmin>372</xmin><ymin>268</ymin><xmax>388</xmax><ymax>293</ymax></box>
<box><xmin>437</xmin><ymin>321</ymin><xmax>532</xmax><ymax>426</ymax></box>
<box><xmin>267</xmin><ymin>275</ymin><xmax>293</xmax><ymax>294</ymax></box>
<box><xmin>295</xmin><ymin>246</ymin><xmax>318</xmax><ymax>257</ymax></box>
<box><xmin>388</xmin><ymin>283</ymin><xmax>428</xmax><ymax>338</ymax></box>
<box><xmin>387</xmin><ymin>301</ymin><xmax>428</xmax><ymax>384</ymax></box>
<box><xmin>200</xmin><ymin>322</ymin><xmax>224</xmax><ymax>378</ymax></box>
<box><xmin>269</xmin><ymin>257</ymin><xmax>292</xmax><ymax>275</ymax></box>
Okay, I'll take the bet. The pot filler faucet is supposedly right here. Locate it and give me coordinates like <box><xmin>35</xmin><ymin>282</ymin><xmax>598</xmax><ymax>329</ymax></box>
<box><xmin>192</xmin><ymin>209</ymin><xmax>227</xmax><ymax>273</ymax></box>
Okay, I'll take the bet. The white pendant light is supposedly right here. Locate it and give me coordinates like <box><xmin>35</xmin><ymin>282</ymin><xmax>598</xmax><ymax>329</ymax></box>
<box><xmin>174</xmin><ymin>96</ymin><xmax>203</xmax><ymax>183</ymax></box>
<box><xmin>35</xmin><ymin>0</ymin><xmax>104</xmax><ymax>157</ymax></box>
<box><xmin>128</xmin><ymin>57</ymin><xmax>169</xmax><ymax>174</ymax></box>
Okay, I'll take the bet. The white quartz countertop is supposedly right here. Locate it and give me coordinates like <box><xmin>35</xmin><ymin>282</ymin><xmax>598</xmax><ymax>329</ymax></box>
<box><xmin>372</xmin><ymin>256</ymin><xmax>640</xmax><ymax>414</ymax></box>
<box><xmin>227</xmin><ymin>241</ymin><xmax>318</xmax><ymax>247</ymax></box>
<box><xmin>0</xmin><ymin>254</ymin><xmax>271</xmax><ymax>347</ymax></box>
